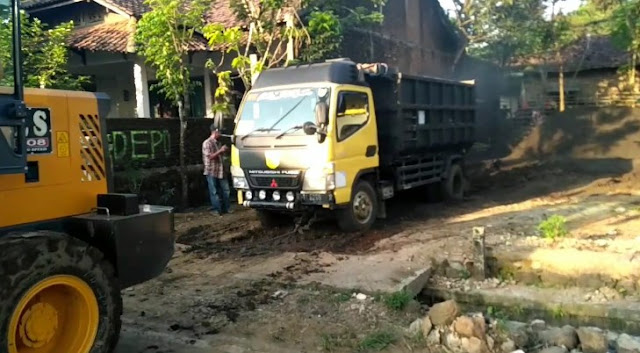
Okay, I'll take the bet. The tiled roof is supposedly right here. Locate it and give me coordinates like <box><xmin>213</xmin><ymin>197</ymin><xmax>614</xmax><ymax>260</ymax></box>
<box><xmin>512</xmin><ymin>36</ymin><xmax>630</xmax><ymax>72</ymax></box>
<box><xmin>67</xmin><ymin>20</ymin><xmax>226</xmax><ymax>52</ymax></box>
<box><xmin>68</xmin><ymin>20</ymin><xmax>132</xmax><ymax>52</ymax></box>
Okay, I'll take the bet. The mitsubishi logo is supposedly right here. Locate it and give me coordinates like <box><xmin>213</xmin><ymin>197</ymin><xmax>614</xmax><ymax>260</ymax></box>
<box><xmin>270</xmin><ymin>179</ymin><xmax>278</xmax><ymax>188</ymax></box>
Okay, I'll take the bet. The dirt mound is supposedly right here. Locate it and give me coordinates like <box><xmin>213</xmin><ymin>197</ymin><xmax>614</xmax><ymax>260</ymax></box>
<box><xmin>509</xmin><ymin>107</ymin><xmax>640</xmax><ymax>161</ymax></box>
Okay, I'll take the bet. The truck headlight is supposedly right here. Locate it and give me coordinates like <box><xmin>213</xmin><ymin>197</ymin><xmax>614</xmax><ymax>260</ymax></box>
<box><xmin>303</xmin><ymin>163</ymin><xmax>335</xmax><ymax>191</ymax></box>
<box><xmin>233</xmin><ymin>176</ymin><xmax>248</xmax><ymax>189</ymax></box>
<box><xmin>231</xmin><ymin>166</ymin><xmax>248</xmax><ymax>189</ymax></box>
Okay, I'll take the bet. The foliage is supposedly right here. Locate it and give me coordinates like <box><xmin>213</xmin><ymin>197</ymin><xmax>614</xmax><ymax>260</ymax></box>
<box><xmin>358</xmin><ymin>330</ymin><xmax>396</xmax><ymax>352</ymax></box>
<box><xmin>300</xmin><ymin>0</ymin><xmax>387</xmax><ymax>62</ymax></box>
<box><xmin>135</xmin><ymin>0</ymin><xmax>208</xmax><ymax>113</ymax></box>
<box><xmin>382</xmin><ymin>290</ymin><xmax>412</xmax><ymax>311</ymax></box>
<box><xmin>203</xmin><ymin>0</ymin><xmax>386</xmax><ymax>115</ymax></box>
<box><xmin>0</xmin><ymin>11</ymin><xmax>88</xmax><ymax>89</ymax></box>
<box><xmin>135</xmin><ymin>0</ymin><xmax>208</xmax><ymax>208</ymax></box>
<box><xmin>537</xmin><ymin>215</ymin><xmax>569</xmax><ymax>239</ymax></box>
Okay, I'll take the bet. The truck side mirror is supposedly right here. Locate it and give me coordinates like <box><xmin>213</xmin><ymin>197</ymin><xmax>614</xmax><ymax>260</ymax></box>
<box><xmin>315</xmin><ymin>101</ymin><xmax>328</xmax><ymax>126</ymax></box>
<box><xmin>303</xmin><ymin>121</ymin><xmax>317</xmax><ymax>135</ymax></box>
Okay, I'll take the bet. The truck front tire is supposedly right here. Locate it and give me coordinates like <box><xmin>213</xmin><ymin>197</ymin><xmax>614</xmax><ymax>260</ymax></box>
<box><xmin>338</xmin><ymin>180</ymin><xmax>378</xmax><ymax>232</ymax></box>
<box><xmin>0</xmin><ymin>232</ymin><xmax>122</xmax><ymax>353</ymax></box>
<box><xmin>441</xmin><ymin>163</ymin><xmax>465</xmax><ymax>201</ymax></box>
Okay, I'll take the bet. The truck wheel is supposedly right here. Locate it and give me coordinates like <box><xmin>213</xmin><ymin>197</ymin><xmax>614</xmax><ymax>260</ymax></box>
<box><xmin>0</xmin><ymin>232</ymin><xmax>122</xmax><ymax>353</ymax></box>
<box><xmin>256</xmin><ymin>210</ymin><xmax>291</xmax><ymax>229</ymax></box>
<box><xmin>441</xmin><ymin>163</ymin><xmax>465</xmax><ymax>201</ymax></box>
<box><xmin>338</xmin><ymin>181</ymin><xmax>378</xmax><ymax>232</ymax></box>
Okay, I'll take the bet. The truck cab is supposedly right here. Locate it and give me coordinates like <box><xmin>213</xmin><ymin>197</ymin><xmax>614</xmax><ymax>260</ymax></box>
<box><xmin>232</xmin><ymin>59</ymin><xmax>475</xmax><ymax>232</ymax></box>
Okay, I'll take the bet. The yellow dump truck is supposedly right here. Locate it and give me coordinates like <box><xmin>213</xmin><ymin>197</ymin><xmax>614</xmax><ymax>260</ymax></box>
<box><xmin>231</xmin><ymin>59</ymin><xmax>475</xmax><ymax>232</ymax></box>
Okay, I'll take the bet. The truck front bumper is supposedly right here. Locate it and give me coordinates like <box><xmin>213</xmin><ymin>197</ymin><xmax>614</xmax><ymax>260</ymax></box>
<box><xmin>67</xmin><ymin>205</ymin><xmax>175</xmax><ymax>289</ymax></box>
<box><xmin>239</xmin><ymin>190</ymin><xmax>335</xmax><ymax>210</ymax></box>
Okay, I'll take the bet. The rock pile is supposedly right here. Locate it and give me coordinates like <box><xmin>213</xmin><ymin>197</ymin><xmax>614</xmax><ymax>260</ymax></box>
<box><xmin>408</xmin><ymin>300</ymin><xmax>640</xmax><ymax>353</ymax></box>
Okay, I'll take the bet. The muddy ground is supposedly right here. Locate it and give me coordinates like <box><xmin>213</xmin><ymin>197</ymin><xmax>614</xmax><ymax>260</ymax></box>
<box><xmin>116</xmin><ymin>153</ymin><xmax>640</xmax><ymax>353</ymax></box>
<box><xmin>119</xmin><ymin>103</ymin><xmax>640</xmax><ymax>353</ymax></box>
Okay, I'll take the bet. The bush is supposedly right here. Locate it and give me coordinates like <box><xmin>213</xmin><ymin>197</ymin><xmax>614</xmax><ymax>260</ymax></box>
<box><xmin>537</xmin><ymin>215</ymin><xmax>569</xmax><ymax>239</ymax></box>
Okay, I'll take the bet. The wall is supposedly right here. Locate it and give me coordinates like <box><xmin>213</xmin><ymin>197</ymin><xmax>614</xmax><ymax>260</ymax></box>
<box><xmin>106</xmin><ymin>118</ymin><xmax>228</xmax><ymax>207</ymax></box>
<box><xmin>341</xmin><ymin>0</ymin><xmax>461</xmax><ymax>78</ymax></box>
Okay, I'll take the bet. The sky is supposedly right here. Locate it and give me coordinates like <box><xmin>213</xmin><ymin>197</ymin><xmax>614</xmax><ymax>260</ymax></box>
<box><xmin>438</xmin><ymin>0</ymin><xmax>584</xmax><ymax>17</ymax></box>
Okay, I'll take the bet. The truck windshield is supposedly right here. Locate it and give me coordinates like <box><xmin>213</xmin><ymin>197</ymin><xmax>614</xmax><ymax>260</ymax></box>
<box><xmin>236</xmin><ymin>87</ymin><xmax>329</xmax><ymax>137</ymax></box>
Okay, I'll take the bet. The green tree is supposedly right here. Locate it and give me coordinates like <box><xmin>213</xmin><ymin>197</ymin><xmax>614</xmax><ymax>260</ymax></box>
<box><xmin>135</xmin><ymin>0</ymin><xmax>208</xmax><ymax>208</ymax></box>
<box><xmin>609</xmin><ymin>0</ymin><xmax>640</xmax><ymax>94</ymax></box>
<box><xmin>0</xmin><ymin>11</ymin><xmax>88</xmax><ymax>89</ymax></box>
<box><xmin>203</xmin><ymin>0</ymin><xmax>386</xmax><ymax>115</ymax></box>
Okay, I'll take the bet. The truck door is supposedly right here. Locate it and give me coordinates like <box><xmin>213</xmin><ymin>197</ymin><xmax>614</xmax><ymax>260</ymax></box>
<box><xmin>332</xmin><ymin>87</ymin><xmax>379</xmax><ymax>205</ymax></box>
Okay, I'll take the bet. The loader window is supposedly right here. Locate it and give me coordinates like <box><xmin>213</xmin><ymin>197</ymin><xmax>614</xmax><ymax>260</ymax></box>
<box><xmin>0</xmin><ymin>0</ymin><xmax>14</xmax><ymax>94</ymax></box>
<box><xmin>336</xmin><ymin>91</ymin><xmax>369</xmax><ymax>141</ymax></box>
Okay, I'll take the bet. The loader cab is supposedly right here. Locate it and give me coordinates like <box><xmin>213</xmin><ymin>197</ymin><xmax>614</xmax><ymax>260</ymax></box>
<box><xmin>0</xmin><ymin>0</ymin><xmax>27</xmax><ymax>175</ymax></box>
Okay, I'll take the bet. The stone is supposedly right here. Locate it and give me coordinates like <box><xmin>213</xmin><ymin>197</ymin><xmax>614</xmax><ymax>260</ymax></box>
<box><xmin>540</xmin><ymin>326</ymin><xmax>579</xmax><ymax>350</ymax></box>
<box><xmin>500</xmin><ymin>339</ymin><xmax>516</xmax><ymax>353</ymax></box>
<box><xmin>539</xmin><ymin>347</ymin><xmax>569</xmax><ymax>353</ymax></box>
<box><xmin>422</xmin><ymin>316</ymin><xmax>433</xmax><ymax>337</ymax></box>
<box><xmin>454</xmin><ymin>316</ymin><xmax>485</xmax><ymax>339</ymax></box>
<box><xmin>531</xmin><ymin>319</ymin><xmax>547</xmax><ymax>332</ymax></box>
<box><xmin>408</xmin><ymin>318</ymin><xmax>423</xmax><ymax>335</ymax></box>
<box><xmin>487</xmin><ymin>336</ymin><xmax>495</xmax><ymax>350</ymax></box>
<box><xmin>505</xmin><ymin>321</ymin><xmax>530</xmax><ymax>348</ymax></box>
<box><xmin>355</xmin><ymin>293</ymin><xmax>367</xmax><ymax>301</ymax></box>
<box><xmin>461</xmin><ymin>336</ymin><xmax>490</xmax><ymax>353</ymax></box>
<box><xmin>444</xmin><ymin>332</ymin><xmax>463</xmax><ymax>351</ymax></box>
<box><xmin>617</xmin><ymin>334</ymin><xmax>640</xmax><ymax>353</ymax></box>
<box><xmin>404</xmin><ymin>300</ymin><xmax>423</xmax><ymax>315</ymax></box>
<box><xmin>428</xmin><ymin>300</ymin><xmax>460</xmax><ymax>326</ymax></box>
<box><xmin>576</xmin><ymin>327</ymin><xmax>607</xmax><ymax>353</ymax></box>
<box><xmin>607</xmin><ymin>332</ymin><xmax>619</xmax><ymax>350</ymax></box>
<box><xmin>426</xmin><ymin>329</ymin><xmax>442</xmax><ymax>346</ymax></box>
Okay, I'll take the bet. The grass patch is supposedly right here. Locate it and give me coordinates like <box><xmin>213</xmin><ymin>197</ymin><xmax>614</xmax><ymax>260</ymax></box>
<box><xmin>332</xmin><ymin>292</ymin><xmax>352</xmax><ymax>303</ymax></box>
<box><xmin>383</xmin><ymin>290</ymin><xmax>412</xmax><ymax>311</ymax></box>
<box><xmin>551</xmin><ymin>306</ymin><xmax>565</xmax><ymax>319</ymax></box>
<box><xmin>537</xmin><ymin>215</ymin><xmax>569</xmax><ymax>240</ymax></box>
<box><xmin>321</xmin><ymin>333</ymin><xmax>340</xmax><ymax>352</ymax></box>
<box><xmin>358</xmin><ymin>331</ymin><xmax>397</xmax><ymax>352</ymax></box>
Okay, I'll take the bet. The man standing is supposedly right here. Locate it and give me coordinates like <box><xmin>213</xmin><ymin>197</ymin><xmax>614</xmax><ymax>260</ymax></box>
<box><xmin>202</xmin><ymin>124</ymin><xmax>230</xmax><ymax>215</ymax></box>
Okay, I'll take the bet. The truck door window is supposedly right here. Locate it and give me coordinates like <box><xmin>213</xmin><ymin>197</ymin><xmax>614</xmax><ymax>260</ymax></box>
<box><xmin>0</xmin><ymin>0</ymin><xmax>14</xmax><ymax>95</ymax></box>
<box><xmin>336</xmin><ymin>92</ymin><xmax>369</xmax><ymax>141</ymax></box>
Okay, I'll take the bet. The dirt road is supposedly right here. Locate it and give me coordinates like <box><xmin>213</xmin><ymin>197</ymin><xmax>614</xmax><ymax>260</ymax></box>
<box><xmin>120</xmin><ymin>157</ymin><xmax>640</xmax><ymax>353</ymax></box>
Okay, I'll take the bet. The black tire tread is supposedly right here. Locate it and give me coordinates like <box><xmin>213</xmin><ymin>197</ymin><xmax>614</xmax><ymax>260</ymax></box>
<box><xmin>337</xmin><ymin>180</ymin><xmax>378</xmax><ymax>232</ymax></box>
<box><xmin>0</xmin><ymin>232</ymin><xmax>122</xmax><ymax>353</ymax></box>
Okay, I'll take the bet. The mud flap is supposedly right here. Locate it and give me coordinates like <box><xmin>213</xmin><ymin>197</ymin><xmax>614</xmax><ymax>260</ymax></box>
<box><xmin>377</xmin><ymin>199</ymin><xmax>387</xmax><ymax>219</ymax></box>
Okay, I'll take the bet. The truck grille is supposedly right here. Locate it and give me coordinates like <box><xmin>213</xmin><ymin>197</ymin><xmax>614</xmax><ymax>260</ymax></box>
<box><xmin>250</xmin><ymin>175</ymin><xmax>300</xmax><ymax>189</ymax></box>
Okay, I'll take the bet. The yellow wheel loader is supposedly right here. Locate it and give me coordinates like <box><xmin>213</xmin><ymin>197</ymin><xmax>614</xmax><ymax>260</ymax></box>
<box><xmin>0</xmin><ymin>0</ymin><xmax>175</xmax><ymax>352</ymax></box>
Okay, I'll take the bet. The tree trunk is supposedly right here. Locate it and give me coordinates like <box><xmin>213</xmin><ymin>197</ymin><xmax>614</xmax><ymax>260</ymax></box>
<box><xmin>559</xmin><ymin>66</ymin><xmax>565</xmax><ymax>112</ymax></box>
<box><xmin>178</xmin><ymin>100</ymin><xmax>188</xmax><ymax>209</ymax></box>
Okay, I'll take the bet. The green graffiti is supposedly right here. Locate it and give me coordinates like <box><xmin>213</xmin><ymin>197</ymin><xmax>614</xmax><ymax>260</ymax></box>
<box><xmin>108</xmin><ymin>129</ymin><xmax>171</xmax><ymax>162</ymax></box>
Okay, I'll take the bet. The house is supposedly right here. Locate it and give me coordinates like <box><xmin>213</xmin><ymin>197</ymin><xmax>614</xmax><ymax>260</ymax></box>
<box><xmin>510</xmin><ymin>36</ymin><xmax>640</xmax><ymax>111</ymax></box>
<box><xmin>22</xmin><ymin>0</ymin><xmax>473</xmax><ymax>119</ymax></box>
<box><xmin>22</xmin><ymin>0</ymin><xmax>243</xmax><ymax>118</ymax></box>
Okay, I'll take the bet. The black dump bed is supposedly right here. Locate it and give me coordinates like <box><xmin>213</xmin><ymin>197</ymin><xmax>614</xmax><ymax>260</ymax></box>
<box><xmin>363</xmin><ymin>65</ymin><xmax>476</xmax><ymax>167</ymax></box>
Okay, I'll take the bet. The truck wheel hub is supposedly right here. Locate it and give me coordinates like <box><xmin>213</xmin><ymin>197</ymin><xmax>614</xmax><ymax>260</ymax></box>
<box><xmin>353</xmin><ymin>191</ymin><xmax>373</xmax><ymax>223</ymax></box>
<box><xmin>19</xmin><ymin>303</ymin><xmax>58</xmax><ymax>347</ymax></box>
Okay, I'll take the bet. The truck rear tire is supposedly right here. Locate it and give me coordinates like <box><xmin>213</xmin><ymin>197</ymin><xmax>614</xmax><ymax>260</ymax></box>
<box><xmin>256</xmin><ymin>210</ymin><xmax>291</xmax><ymax>229</ymax></box>
<box><xmin>0</xmin><ymin>232</ymin><xmax>122</xmax><ymax>353</ymax></box>
<box><xmin>441</xmin><ymin>163</ymin><xmax>465</xmax><ymax>201</ymax></box>
<box><xmin>337</xmin><ymin>180</ymin><xmax>378</xmax><ymax>232</ymax></box>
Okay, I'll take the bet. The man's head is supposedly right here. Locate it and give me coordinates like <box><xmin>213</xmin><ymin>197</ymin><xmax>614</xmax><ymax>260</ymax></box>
<box><xmin>210</xmin><ymin>124</ymin><xmax>220</xmax><ymax>139</ymax></box>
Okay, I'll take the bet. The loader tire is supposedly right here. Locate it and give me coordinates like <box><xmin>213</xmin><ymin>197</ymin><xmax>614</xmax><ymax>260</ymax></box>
<box><xmin>337</xmin><ymin>180</ymin><xmax>378</xmax><ymax>232</ymax></box>
<box><xmin>0</xmin><ymin>232</ymin><xmax>122</xmax><ymax>353</ymax></box>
